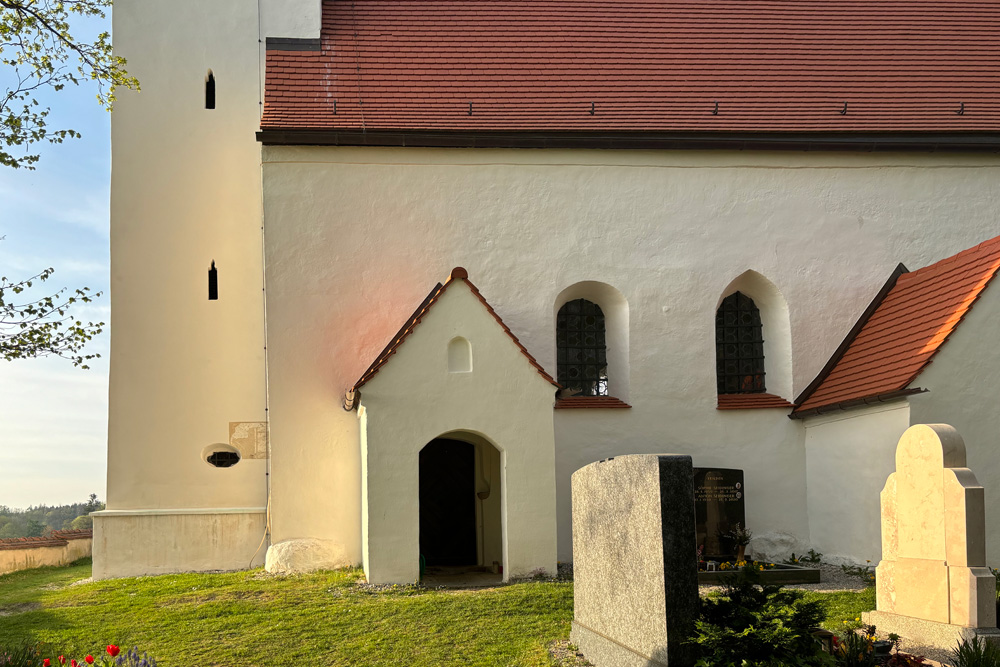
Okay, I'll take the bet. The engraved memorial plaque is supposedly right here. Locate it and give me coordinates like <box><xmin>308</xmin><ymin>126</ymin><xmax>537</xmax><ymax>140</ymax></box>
<box><xmin>693</xmin><ymin>468</ymin><xmax>746</xmax><ymax>559</ymax></box>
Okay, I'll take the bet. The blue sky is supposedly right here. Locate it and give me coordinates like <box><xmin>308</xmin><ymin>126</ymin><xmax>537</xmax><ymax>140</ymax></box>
<box><xmin>0</xmin><ymin>13</ymin><xmax>112</xmax><ymax>510</ymax></box>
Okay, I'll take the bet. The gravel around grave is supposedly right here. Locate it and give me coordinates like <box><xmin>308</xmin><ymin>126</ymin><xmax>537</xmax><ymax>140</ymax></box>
<box><xmin>547</xmin><ymin>640</ymin><xmax>593</xmax><ymax>666</ymax></box>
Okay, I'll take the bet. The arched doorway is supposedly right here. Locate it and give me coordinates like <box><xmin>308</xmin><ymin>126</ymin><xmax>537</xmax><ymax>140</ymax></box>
<box><xmin>419</xmin><ymin>434</ymin><xmax>503</xmax><ymax>578</ymax></box>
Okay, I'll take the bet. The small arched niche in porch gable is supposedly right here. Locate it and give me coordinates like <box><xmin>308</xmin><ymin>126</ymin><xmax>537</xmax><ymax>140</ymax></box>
<box><xmin>448</xmin><ymin>336</ymin><xmax>473</xmax><ymax>373</ymax></box>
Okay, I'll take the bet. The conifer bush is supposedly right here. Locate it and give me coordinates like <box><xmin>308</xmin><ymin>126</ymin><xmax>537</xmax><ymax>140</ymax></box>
<box><xmin>689</xmin><ymin>566</ymin><xmax>832</xmax><ymax>667</ymax></box>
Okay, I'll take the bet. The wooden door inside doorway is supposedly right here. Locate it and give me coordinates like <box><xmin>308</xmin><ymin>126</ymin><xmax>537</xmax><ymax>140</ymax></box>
<box><xmin>419</xmin><ymin>439</ymin><xmax>477</xmax><ymax>566</ymax></box>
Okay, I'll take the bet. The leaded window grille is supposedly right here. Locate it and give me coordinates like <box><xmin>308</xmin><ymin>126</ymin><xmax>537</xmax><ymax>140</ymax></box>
<box><xmin>716</xmin><ymin>291</ymin><xmax>766</xmax><ymax>394</ymax></box>
<box><xmin>557</xmin><ymin>298</ymin><xmax>609</xmax><ymax>396</ymax></box>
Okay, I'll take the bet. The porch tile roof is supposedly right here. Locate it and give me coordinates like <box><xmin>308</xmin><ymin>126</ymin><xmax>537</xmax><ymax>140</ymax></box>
<box><xmin>793</xmin><ymin>234</ymin><xmax>1000</xmax><ymax>416</ymax></box>
<box><xmin>263</xmin><ymin>0</ymin><xmax>1000</xmax><ymax>133</ymax></box>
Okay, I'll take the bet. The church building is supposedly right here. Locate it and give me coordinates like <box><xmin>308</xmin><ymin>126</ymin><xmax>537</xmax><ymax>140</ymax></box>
<box><xmin>93</xmin><ymin>0</ymin><xmax>1000</xmax><ymax>582</ymax></box>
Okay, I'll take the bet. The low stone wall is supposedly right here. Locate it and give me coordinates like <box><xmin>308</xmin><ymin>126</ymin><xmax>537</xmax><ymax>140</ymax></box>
<box><xmin>0</xmin><ymin>529</ymin><xmax>93</xmax><ymax>575</ymax></box>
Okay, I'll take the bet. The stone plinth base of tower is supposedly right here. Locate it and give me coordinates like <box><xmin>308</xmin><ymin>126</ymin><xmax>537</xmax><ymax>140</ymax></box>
<box><xmin>92</xmin><ymin>508</ymin><xmax>266</xmax><ymax>579</ymax></box>
<box><xmin>863</xmin><ymin>611</ymin><xmax>1000</xmax><ymax>652</ymax></box>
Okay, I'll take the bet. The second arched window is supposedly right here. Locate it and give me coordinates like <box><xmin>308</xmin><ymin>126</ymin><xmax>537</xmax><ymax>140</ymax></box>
<box><xmin>557</xmin><ymin>298</ymin><xmax>608</xmax><ymax>396</ymax></box>
<box><xmin>716</xmin><ymin>291</ymin><xmax>765</xmax><ymax>394</ymax></box>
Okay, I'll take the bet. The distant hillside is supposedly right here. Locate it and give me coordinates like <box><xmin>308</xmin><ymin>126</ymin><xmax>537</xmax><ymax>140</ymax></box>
<box><xmin>0</xmin><ymin>494</ymin><xmax>104</xmax><ymax>538</ymax></box>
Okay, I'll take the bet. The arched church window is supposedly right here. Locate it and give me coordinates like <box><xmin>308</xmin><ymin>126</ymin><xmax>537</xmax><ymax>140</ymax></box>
<box><xmin>205</xmin><ymin>70</ymin><xmax>216</xmax><ymax>109</ymax></box>
<box><xmin>716</xmin><ymin>291</ymin><xmax>765</xmax><ymax>394</ymax></box>
<box><xmin>557</xmin><ymin>298</ymin><xmax>608</xmax><ymax>396</ymax></box>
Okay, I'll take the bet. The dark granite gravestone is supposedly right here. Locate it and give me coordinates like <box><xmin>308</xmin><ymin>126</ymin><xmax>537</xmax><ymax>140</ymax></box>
<box><xmin>693</xmin><ymin>468</ymin><xmax>745</xmax><ymax>559</ymax></box>
<box><xmin>571</xmin><ymin>455</ymin><xmax>699</xmax><ymax>667</ymax></box>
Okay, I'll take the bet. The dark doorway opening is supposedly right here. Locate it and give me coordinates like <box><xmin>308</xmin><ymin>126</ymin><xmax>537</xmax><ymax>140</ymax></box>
<box><xmin>419</xmin><ymin>438</ymin><xmax>477</xmax><ymax>566</ymax></box>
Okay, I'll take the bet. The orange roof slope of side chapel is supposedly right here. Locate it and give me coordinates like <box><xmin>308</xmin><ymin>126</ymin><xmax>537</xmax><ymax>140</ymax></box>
<box><xmin>794</xmin><ymin>235</ymin><xmax>1000</xmax><ymax>417</ymax></box>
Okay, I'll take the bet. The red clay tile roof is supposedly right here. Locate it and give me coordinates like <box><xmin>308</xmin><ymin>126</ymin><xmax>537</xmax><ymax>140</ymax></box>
<box><xmin>0</xmin><ymin>535</ymin><xmax>69</xmax><ymax>550</ymax></box>
<box><xmin>50</xmin><ymin>529</ymin><xmax>93</xmax><ymax>541</ymax></box>
<box><xmin>717</xmin><ymin>393</ymin><xmax>794</xmax><ymax>410</ymax></box>
<box><xmin>263</xmin><ymin>0</ymin><xmax>1000</xmax><ymax>133</ymax></box>
<box><xmin>352</xmin><ymin>267</ymin><xmax>558</xmax><ymax>391</ymax></box>
<box><xmin>793</xmin><ymin>235</ymin><xmax>1000</xmax><ymax>416</ymax></box>
<box><xmin>555</xmin><ymin>396</ymin><xmax>631</xmax><ymax>409</ymax></box>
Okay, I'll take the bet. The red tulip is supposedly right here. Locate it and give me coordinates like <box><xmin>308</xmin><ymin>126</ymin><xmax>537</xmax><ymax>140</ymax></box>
<box><xmin>70</xmin><ymin>661</ymin><xmax>77</xmax><ymax>667</ymax></box>
<box><xmin>106</xmin><ymin>646</ymin><xmax>120</xmax><ymax>658</ymax></box>
<box><xmin>85</xmin><ymin>657</ymin><xmax>94</xmax><ymax>665</ymax></box>
<box><xmin>58</xmin><ymin>658</ymin><xmax>65</xmax><ymax>666</ymax></box>
<box><xmin>43</xmin><ymin>660</ymin><xmax>51</xmax><ymax>667</ymax></box>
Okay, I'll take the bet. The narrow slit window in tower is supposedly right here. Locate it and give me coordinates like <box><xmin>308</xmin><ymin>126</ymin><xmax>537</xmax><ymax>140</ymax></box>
<box><xmin>205</xmin><ymin>70</ymin><xmax>216</xmax><ymax>109</ymax></box>
<box><xmin>208</xmin><ymin>261</ymin><xmax>218</xmax><ymax>300</ymax></box>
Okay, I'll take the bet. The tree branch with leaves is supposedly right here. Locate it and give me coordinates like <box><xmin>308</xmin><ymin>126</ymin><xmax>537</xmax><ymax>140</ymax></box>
<box><xmin>1</xmin><ymin>265</ymin><xmax>103</xmax><ymax>367</ymax></box>
<box><xmin>1</xmin><ymin>0</ymin><xmax>139</xmax><ymax>169</ymax></box>
<box><xmin>1</xmin><ymin>1</ymin><xmax>135</xmax><ymax>366</ymax></box>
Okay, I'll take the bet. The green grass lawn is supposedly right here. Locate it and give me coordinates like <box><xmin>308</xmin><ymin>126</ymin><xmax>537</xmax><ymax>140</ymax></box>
<box><xmin>0</xmin><ymin>560</ymin><xmax>875</xmax><ymax>667</ymax></box>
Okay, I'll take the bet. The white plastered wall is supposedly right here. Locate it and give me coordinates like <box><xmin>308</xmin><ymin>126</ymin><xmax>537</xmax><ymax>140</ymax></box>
<box><xmin>260</xmin><ymin>0</ymin><xmax>322</xmax><ymax>40</ymax></box>
<box><xmin>261</xmin><ymin>146</ymin><xmax>1000</xmax><ymax>564</ymax></box>
<box><xmin>803</xmin><ymin>402</ymin><xmax>911</xmax><ymax>564</ymax></box>
<box><xmin>103</xmin><ymin>0</ymin><xmax>280</xmax><ymax>576</ymax></box>
<box><xmin>357</xmin><ymin>280</ymin><xmax>559</xmax><ymax>584</ymax></box>
<box><xmin>908</xmin><ymin>278</ymin><xmax>1000</xmax><ymax>568</ymax></box>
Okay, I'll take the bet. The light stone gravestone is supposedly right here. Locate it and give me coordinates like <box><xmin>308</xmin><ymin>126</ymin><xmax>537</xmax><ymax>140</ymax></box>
<box><xmin>571</xmin><ymin>454</ymin><xmax>699</xmax><ymax>667</ymax></box>
<box><xmin>864</xmin><ymin>424</ymin><xmax>1000</xmax><ymax>648</ymax></box>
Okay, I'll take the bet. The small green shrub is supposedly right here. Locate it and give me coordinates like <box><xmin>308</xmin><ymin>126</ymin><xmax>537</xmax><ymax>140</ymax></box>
<box><xmin>951</xmin><ymin>636</ymin><xmax>1000</xmax><ymax>667</ymax></box>
<box><xmin>830</xmin><ymin>626</ymin><xmax>926</xmax><ymax>667</ymax></box>
<box><xmin>884</xmin><ymin>652</ymin><xmax>926</xmax><ymax>666</ymax></box>
<box><xmin>784</xmin><ymin>549</ymin><xmax>823</xmax><ymax>565</ymax></box>
<box><xmin>840</xmin><ymin>561</ymin><xmax>876</xmax><ymax>587</ymax></box>
<box><xmin>833</xmin><ymin>629</ymin><xmax>878</xmax><ymax>667</ymax></box>
<box><xmin>689</xmin><ymin>566</ymin><xmax>833</xmax><ymax>667</ymax></box>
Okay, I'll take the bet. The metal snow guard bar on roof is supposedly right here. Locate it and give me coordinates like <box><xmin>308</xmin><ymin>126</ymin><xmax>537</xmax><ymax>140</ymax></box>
<box><xmin>256</xmin><ymin>130</ymin><xmax>1000</xmax><ymax>152</ymax></box>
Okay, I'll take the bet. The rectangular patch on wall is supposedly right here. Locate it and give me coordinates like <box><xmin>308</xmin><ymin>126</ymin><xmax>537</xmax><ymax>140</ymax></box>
<box><xmin>229</xmin><ymin>422</ymin><xmax>268</xmax><ymax>459</ymax></box>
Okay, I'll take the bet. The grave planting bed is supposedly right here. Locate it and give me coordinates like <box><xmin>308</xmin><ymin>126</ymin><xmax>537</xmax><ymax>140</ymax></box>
<box><xmin>698</xmin><ymin>561</ymin><xmax>821</xmax><ymax>585</ymax></box>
